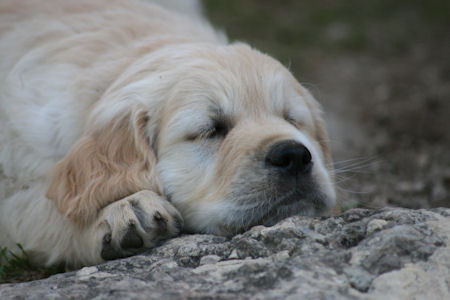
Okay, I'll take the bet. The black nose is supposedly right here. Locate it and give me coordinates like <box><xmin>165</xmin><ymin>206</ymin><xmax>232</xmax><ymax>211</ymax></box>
<box><xmin>265</xmin><ymin>140</ymin><xmax>312</xmax><ymax>175</ymax></box>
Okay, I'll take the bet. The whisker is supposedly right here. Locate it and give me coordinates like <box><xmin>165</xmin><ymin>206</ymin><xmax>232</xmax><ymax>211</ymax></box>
<box><xmin>333</xmin><ymin>177</ymin><xmax>354</xmax><ymax>185</ymax></box>
<box><xmin>335</xmin><ymin>186</ymin><xmax>372</xmax><ymax>194</ymax></box>
<box><xmin>330</xmin><ymin>156</ymin><xmax>382</xmax><ymax>175</ymax></box>
<box><xmin>354</xmin><ymin>202</ymin><xmax>384</xmax><ymax>210</ymax></box>
<box><xmin>333</xmin><ymin>156</ymin><xmax>379</xmax><ymax>165</ymax></box>
<box><xmin>332</xmin><ymin>155</ymin><xmax>380</xmax><ymax>167</ymax></box>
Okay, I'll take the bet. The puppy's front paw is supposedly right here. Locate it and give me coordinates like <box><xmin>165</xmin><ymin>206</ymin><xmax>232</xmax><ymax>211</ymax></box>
<box><xmin>95</xmin><ymin>190</ymin><xmax>183</xmax><ymax>261</ymax></box>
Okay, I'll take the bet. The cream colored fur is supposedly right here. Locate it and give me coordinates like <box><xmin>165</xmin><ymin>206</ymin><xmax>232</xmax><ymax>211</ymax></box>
<box><xmin>0</xmin><ymin>0</ymin><xmax>335</xmax><ymax>267</ymax></box>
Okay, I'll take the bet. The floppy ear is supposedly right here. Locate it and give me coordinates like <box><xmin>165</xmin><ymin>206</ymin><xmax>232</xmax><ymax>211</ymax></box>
<box><xmin>46</xmin><ymin>107</ymin><xmax>162</xmax><ymax>227</ymax></box>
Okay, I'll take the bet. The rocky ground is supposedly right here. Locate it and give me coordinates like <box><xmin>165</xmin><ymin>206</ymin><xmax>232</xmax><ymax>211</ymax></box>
<box><xmin>1</xmin><ymin>208</ymin><xmax>449</xmax><ymax>299</ymax></box>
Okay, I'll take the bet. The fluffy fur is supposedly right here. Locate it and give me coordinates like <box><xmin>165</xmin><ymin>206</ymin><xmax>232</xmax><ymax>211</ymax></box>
<box><xmin>0</xmin><ymin>0</ymin><xmax>335</xmax><ymax>267</ymax></box>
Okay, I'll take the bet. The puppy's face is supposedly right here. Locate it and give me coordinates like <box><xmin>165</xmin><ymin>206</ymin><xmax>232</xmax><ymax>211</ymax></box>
<box><xmin>153</xmin><ymin>44</ymin><xmax>335</xmax><ymax>235</ymax></box>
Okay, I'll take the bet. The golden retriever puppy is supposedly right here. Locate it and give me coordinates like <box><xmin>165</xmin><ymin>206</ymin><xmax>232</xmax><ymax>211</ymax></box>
<box><xmin>0</xmin><ymin>0</ymin><xmax>335</xmax><ymax>268</ymax></box>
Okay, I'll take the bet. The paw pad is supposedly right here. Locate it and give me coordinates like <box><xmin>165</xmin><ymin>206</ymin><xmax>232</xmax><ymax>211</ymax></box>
<box><xmin>120</xmin><ymin>224</ymin><xmax>144</xmax><ymax>249</ymax></box>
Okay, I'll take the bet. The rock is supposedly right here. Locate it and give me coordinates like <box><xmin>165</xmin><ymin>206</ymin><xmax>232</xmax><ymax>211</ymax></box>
<box><xmin>1</xmin><ymin>208</ymin><xmax>449</xmax><ymax>299</ymax></box>
<box><xmin>366</xmin><ymin>219</ymin><xmax>388</xmax><ymax>235</ymax></box>
<box><xmin>199</xmin><ymin>255</ymin><xmax>221</xmax><ymax>265</ymax></box>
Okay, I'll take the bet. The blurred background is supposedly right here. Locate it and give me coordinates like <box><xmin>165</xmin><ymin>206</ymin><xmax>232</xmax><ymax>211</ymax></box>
<box><xmin>203</xmin><ymin>0</ymin><xmax>450</xmax><ymax>210</ymax></box>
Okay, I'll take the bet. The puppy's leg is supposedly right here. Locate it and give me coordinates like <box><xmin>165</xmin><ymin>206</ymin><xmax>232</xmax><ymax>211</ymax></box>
<box><xmin>1</xmin><ymin>185</ymin><xmax>182</xmax><ymax>267</ymax></box>
<box><xmin>0</xmin><ymin>183</ymin><xmax>86</xmax><ymax>266</ymax></box>
<box><xmin>87</xmin><ymin>190</ymin><xmax>183</xmax><ymax>262</ymax></box>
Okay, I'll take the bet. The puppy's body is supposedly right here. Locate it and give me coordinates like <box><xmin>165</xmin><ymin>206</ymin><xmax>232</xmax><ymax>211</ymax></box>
<box><xmin>0</xmin><ymin>0</ymin><xmax>205</xmax><ymax>266</ymax></box>
<box><xmin>0</xmin><ymin>0</ymin><xmax>335</xmax><ymax>267</ymax></box>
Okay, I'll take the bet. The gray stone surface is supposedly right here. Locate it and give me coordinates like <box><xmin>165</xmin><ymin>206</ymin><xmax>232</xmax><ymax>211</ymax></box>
<box><xmin>1</xmin><ymin>208</ymin><xmax>449</xmax><ymax>299</ymax></box>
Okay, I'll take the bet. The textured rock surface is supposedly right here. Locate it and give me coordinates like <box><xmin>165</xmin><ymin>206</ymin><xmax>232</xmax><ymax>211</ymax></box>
<box><xmin>1</xmin><ymin>208</ymin><xmax>449</xmax><ymax>299</ymax></box>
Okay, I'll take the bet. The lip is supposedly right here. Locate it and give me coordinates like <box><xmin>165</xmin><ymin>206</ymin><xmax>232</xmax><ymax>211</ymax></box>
<box><xmin>248</xmin><ymin>189</ymin><xmax>329</xmax><ymax>228</ymax></box>
<box><xmin>277</xmin><ymin>190</ymin><xmax>302</xmax><ymax>207</ymax></box>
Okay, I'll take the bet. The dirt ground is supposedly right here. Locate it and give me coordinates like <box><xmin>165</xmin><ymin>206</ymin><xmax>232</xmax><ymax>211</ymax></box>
<box><xmin>203</xmin><ymin>0</ymin><xmax>450</xmax><ymax>210</ymax></box>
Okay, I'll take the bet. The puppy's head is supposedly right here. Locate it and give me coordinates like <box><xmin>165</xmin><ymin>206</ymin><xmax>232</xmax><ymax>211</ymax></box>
<box><xmin>48</xmin><ymin>43</ymin><xmax>335</xmax><ymax>234</ymax></box>
<box><xmin>154</xmin><ymin>44</ymin><xmax>335</xmax><ymax>235</ymax></box>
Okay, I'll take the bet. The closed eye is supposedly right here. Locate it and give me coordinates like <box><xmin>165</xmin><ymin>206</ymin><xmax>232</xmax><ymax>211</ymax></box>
<box><xmin>188</xmin><ymin>121</ymin><xmax>229</xmax><ymax>141</ymax></box>
<box><xmin>208</xmin><ymin>121</ymin><xmax>228</xmax><ymax>139</ymax></box>
<box><xmin>283</xmin><ymin>111</ymin><xmax>304</xmax><ymax>129</ymax></box>
<box><xmin>283</xmin><ymin>111</ymin><xmax>296</xmax><ymax>124</ymax></box>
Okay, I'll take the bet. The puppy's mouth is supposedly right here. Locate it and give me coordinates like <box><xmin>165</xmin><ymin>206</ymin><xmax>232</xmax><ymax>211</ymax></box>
<box><xmin>258</xmin><ymin>188</ymin><xmax>328</xmax><ymax>227</ymax></box>
<box><xmin>221</xmin><ymin>183</ymin><xmax>329</xmax><ymax>235</ymax></box>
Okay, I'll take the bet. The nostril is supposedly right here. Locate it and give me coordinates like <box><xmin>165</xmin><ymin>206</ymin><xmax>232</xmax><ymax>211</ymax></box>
<box><xmin>266</xmin><ymin>140</ymin><xmax>312</xmax><ymax>175</ymax></box>
<box><xmin>301</xmin><ymin>145</ymin><xmax>312</xmax><ymax>165</ymax></box>
<box><xmin>270</xmin><ymin>152</ymin><xmax>292</xmax><ymax>168</ymax></box>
